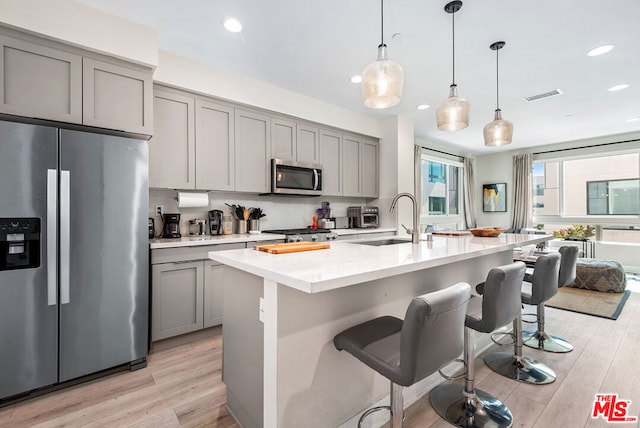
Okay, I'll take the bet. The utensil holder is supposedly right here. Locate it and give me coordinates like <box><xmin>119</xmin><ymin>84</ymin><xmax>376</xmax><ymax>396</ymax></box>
<box><xmin>237</xmin><ymin>219</ymin><xmax>248</xmax><ymax>234</ymax></box>
<box><xmin>249</xmin><ymin>219</ymin><xmax>259</xmax><ymax>231</ymax></box>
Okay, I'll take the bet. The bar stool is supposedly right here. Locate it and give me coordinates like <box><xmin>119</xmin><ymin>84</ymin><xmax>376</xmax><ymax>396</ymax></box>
<box><xmin>430</xmin><ymin>262</ymin><xmax>524</xmax><ymax>427</ymax></box>
<box><xmin>483</xmin><ymin>254</ymin><xmax>557</xmax><ymax>385</ymax></box>
<box><xmin>333</xmin><ymin>282</ymin><xmax>471</xmax><ymax>428</ymax></box>
<box><xmin>522</xmin><ymin>246</ymin><xmax>578</xmax><ymax>353</ymax></box>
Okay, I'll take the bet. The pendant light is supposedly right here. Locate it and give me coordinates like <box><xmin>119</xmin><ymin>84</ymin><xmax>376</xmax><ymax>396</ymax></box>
<box><xmin>361</xmin><ymin>0</ymin><xmax>404</xmax><ymax>109</ymax></box>
<box><xmin>483</xmin><ymin>41</ymin><xmax>513</xmax><ymax>147</ymax></box>
<box><xmin>436</xmin><ymin>1</ymin><xmax>469</xmax><ymax>131</ymax></box>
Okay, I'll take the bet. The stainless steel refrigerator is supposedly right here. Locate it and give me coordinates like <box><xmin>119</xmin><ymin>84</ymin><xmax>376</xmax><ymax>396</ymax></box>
<box><xmin>0</xmin><ymin>119</ymin><xmax>149</xmax><ymax>400</ymax></box>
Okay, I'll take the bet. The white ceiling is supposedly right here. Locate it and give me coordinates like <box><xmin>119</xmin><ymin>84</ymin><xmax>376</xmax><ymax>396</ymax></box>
<box><xmin>77</xmin><ymin>0</ymin><xmax>640</xmax><ymax>155</ymax></box>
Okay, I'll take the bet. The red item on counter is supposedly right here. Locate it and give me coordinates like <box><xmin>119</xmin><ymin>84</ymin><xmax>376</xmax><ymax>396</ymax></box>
<box><xmin>312</xmin><ymin>216</ymin><xmax>317</xmax><ymax>230</ymax></box>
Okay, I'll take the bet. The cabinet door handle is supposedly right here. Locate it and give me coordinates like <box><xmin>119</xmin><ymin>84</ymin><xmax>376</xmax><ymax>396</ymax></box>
<box><xmin>60</xmin><ymin>170</ymin><xmax>70</xmax><ymax>305</ymax></box>
<box><xmin>172</xmin><ymin>260</ymin><xmax>198</xmax><ymax>265</ymax></box>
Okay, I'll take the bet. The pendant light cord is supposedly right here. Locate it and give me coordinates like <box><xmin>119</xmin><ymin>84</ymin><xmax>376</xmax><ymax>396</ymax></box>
<box><xmin>451</xmin><ymin>8</ymin><xmax>456</xmax><ymax>85</ymax></box>
<box><xmin>495</xmin><ymin>48</ymin><xmax>500</xmax><ymax>109</ymax></box>
<box><xmin>380</xmin><ymin>0</ymin><xmax>384</xmax><ymax>46</ymax></box>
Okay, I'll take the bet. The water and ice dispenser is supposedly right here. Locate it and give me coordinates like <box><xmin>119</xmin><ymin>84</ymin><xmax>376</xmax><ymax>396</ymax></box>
<box><xmin>0</xmin><ymin>218</ymin><xmax>41</xmax><ymax>271</ymax></box>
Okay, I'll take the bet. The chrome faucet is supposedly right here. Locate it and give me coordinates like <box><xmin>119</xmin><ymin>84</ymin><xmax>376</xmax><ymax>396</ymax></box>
<box><xmin>390</xmin><ymin>192</ymin><xmax>420</xmax><ymax>244</ymax></box>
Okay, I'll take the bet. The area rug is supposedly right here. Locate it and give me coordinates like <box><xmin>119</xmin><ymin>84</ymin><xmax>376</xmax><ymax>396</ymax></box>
<box><xmin>546</xmin><ymin>287</ymin><xmax>631</xmax><ymax>320</ymax></box>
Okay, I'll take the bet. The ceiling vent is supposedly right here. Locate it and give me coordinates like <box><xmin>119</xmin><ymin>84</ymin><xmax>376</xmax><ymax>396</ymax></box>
<box><xmin>524</xmin><ymin>89</ymin><xmax>563</xmax><ymax>102</ymax></box>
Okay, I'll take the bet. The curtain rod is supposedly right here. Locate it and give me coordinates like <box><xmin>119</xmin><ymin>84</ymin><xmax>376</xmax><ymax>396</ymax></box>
<box><xmin>533</xmin><ymin>137</ymin><xmax>640</xmax><ymax>155</ymax></box>
<box><xmin>419</xmin><ymin>145</ymin><xmax>465</xmax><ymax>160</ymax></box>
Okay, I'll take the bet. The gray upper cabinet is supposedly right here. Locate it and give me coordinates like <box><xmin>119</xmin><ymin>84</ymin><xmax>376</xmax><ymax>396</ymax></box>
<box><xmin>361</xmin><ymin>138</ymin><xmax>379</xmax><ymax>198</ymax></box>
<box><xmin>150</xmin><ymin>89</ymin><xmax>195</xmax><ymax>189</ymax></box>
<box><xmin>319</xmin><ymin>129</ymin><xmax>342</xmax><ymax>196</ymax></box>
<box><xmin>0</xmin><ymin>31</ymin><xmax>153</xmax><ymax>134</ymax></box>
<box><xmin>342</xmin><ymin>134</ymin><xmax>362</xmax><ymax>197</ymax></box>
<box><xmin>0</xmin><ymin>35</ymin><xmax>82</xmax><ymax>123</ymax></box>
<box><xmin>82</xmin><ymin>58</ymin><xmax>153</xmax><ymax>135</ymax></box>
<box><xmin>296</xmin><ymin>124</ymin><xmax>319</xmax><ymax>164</ymax></box>
<box><xmin>195</xmin><ymin>99</ymin><xmax>235</xmax><ymax>191</ymax></box>
<box><xmin>271</xmin><ymin>117</ymin><xmax>296</xmax><ymax>161</ymax></box>
<box><xmin>235</xmin><ymin>109</ymin><xmax>271</xmax><ymax>193</ymax></box>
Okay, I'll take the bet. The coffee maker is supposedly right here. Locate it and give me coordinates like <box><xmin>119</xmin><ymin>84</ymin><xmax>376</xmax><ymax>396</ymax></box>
<box><xmin>161</xmin><ymin>213</ymin><xmax>181</xmax><ymax>238</ymax></box>
<box><xmin>208</xmin><ymin>210</ymin><xmax>224</xmax><ymax>235</ymax></box>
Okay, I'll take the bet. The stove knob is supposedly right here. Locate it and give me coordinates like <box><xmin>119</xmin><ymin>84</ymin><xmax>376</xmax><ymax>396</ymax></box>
<box><xmin>296</xmin><ymin>236</ymin><xmax>303</xmax><ymax>242</ymax></box>
<box><xmin>287</xmin><ymin>236</ymin><xmax>297</xmax><ymax>243</ymax></box>
<box><xmin>311</xmin><ymin>235</ymin><xmax>318</xmax><ymax>242</ymax></box>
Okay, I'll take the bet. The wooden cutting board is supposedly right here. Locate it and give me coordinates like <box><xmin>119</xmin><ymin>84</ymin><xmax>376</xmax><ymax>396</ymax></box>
<box><xmin>433</xmin><ymin>230</ymin><xmax>472</xmax><ymax>236</ymax></box>
<box><xmin>255</xmin><ymin>242</ymin><xmax>330</xmax><ymax>254</ymax></box>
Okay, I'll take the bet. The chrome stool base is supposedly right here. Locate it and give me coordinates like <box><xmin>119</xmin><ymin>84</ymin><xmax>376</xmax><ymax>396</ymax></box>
<box><xmin>522</xmin><ymin>330</ymin><xmax>574</xmax><ymax>353</ymax></box>
<box><xmin>484</xmin><ymin>352</ymin><xmax>556</xmax><ymax>385</ymax></box>
<box><xmin>430</xmin><ymin>383</ymin><xmax>513</xmax><ymax>428</ymax></box>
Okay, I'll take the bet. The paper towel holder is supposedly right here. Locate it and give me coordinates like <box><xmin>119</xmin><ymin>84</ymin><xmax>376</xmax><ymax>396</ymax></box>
<box><xmin>175</xmin><ymin>191</ymin><xmax>210</xmax><ymax>208</ymax></box>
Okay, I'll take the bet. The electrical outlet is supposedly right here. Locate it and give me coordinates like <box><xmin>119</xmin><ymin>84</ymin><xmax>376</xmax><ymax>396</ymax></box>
<box><xmin>155</xmin><ymin>205</ymin><xmax>163</xmax><ymax>216</ymax></box>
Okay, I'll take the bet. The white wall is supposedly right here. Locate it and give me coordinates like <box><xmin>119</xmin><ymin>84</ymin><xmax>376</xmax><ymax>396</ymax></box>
<box><xmin>154</xmin><ymin>50</ymin><xmax>383</xmax><ymax>139</ymax></box>
<box><xmin>0</xmin><ymin>0</ymin><xmax>158</xmax><ymax>67</ymax></box>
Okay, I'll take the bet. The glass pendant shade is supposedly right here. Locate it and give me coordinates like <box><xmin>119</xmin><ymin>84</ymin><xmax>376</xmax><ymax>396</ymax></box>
<box><xmin>483</xmin><ymin>109</ymin><xmax>513</xmax><ymax>147</ymax></box>
<box><xmin>436</xmin><ymin>84</ymin><xmax>469</xmax><ymax>131</ymax></box>
<box><xmin>362</xmin><ymin>44</ymin><xmax>404</xmax><ymax>109</ymax></box>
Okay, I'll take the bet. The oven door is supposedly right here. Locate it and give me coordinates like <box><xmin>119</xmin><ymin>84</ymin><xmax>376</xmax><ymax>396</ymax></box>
<box><xmin>272</xmin><ymin>159</ymin><xmax>322</xmax><ymax>196</ymax></box>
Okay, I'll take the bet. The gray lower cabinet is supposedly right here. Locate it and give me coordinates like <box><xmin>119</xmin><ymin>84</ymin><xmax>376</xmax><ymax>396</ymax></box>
<box><xmin>0</xmin><ymin>31</ymin><xmax>153</xmax><ymax>134</ymax></box>
<box><xmin>203</xmin><ymin>260</ymin><xmax>224</xmax><ymax>328</ymax></box>
<box><xmin>152</xmin><ymin>261</ymin><xmax>204</xmax><ymax>341</ymax></box>
<box><xmin>150</xmin><ymin>242</ymin><xmax>246</xmax><ymax>341</ymax></box>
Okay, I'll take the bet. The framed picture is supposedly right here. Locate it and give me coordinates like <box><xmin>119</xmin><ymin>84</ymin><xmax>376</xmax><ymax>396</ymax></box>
<box><xmin>483</xmin><ymin>183</ymin><xmax>507</xmax><ymax>212</ymax></box>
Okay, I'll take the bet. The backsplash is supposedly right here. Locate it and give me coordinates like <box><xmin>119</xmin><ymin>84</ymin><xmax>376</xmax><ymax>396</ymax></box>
<box><xmin>149</xmin><ymin>189</ymin><xmax>392</xmax><ymax>237</ymax></box>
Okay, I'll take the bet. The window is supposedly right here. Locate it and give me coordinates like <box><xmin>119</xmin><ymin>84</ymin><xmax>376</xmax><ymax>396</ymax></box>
<box><xmin>587</xmin><ymin>179</ymin><xmax>640</xmax><ymax>215</ymax></box>
<box><xmin>533</xmin><ymin>152</ymin><xmax>639</xmax><ymax>217</ymax></box>
<box><xmin>420</xmin><ymin>154</ymin><xmax>463</xmax><ymax>220</ymax></box>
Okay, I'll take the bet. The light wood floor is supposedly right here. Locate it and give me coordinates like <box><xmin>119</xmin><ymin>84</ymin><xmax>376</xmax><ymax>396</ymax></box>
<box><xmin>1</xmin><ymin>292</ymin><xmax>639</xmax><ymax>428</ymax></box>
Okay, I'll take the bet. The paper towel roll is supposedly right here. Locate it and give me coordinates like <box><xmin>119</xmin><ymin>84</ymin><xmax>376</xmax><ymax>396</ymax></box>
<box><xmin>176</xmin><ymin>192</ymin><xmax>209</xmax><ymax>208</ymax></box>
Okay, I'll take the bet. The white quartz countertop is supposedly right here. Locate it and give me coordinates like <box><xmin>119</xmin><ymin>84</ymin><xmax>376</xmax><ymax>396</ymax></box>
<box><xmin>208</xmin><ymin>233</ymin><xmax>552</xmax><ymax>293</ymax></box>
<box><xmin>149</xmin><ymin>233</ymin><xmax>286</xmax><ymax>249</ymax></box>
<box><xmin>148</xmin><ymin>227</ymin><xmax>396</xmax><ymax>249</ymax></box>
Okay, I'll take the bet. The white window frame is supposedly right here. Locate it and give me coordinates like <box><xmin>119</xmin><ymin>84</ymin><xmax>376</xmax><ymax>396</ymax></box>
<box><xmin>419</xmin><ymin>151</ymin><xmax>465</xmax><ymax>227</ymax></box>
<box><xmin>532</xmin><ymin>144</ymin><xmax>640</xmax><ymax>227</ymax></box>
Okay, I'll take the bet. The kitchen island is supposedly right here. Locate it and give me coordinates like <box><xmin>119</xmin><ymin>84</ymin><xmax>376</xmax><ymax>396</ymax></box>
<box><xmin>209</xmin><ymin>233</ymin><xmax>550</xmax><ymax>428</ymax></box>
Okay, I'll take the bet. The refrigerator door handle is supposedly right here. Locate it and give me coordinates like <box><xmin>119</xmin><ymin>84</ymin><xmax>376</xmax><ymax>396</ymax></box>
<box><xmin>60</xmin><ymin>170</ymin><xmax>71</xmax><ymax>305</ymax></box>
<box><xmin>47</xmin><ymin>169</ymin><xmax>58</xmax><ymax>306</ymax></box>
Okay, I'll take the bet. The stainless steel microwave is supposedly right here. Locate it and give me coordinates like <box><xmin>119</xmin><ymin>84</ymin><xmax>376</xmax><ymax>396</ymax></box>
<box><xmin>271</xmin><ymin>159</ymin><xmax>322</xmax><ymax>196</ymax></box>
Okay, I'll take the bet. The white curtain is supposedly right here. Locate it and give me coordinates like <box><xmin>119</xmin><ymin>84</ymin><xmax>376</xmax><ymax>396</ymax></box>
<box><xmin>463</xmin><ymin>157</ymin><xmax>477</xmax><ymax>228</ymax></box>
<box><xmin>511</xmin><ymin>153</ymin><xmax>532</xmax><ymax>231</ymax></box>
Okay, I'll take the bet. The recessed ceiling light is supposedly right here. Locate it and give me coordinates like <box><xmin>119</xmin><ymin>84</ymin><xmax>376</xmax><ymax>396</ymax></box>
<box><xmin>564</xmin><ymin>114</ymin><xmax>574</xmax><ymax>118</ymax></box>
<box><xmin>350</xmin><ymin>75</ymin><xmax>362</xmax><ymax>84</ymax></box>
<box><xmin>223</xmin><ymin>18</ymin><xmax>243</xmax><ymax>33</ymax></box>
<box><xmin>627</xmin><ymin>117</ymin><xmax>640</xmax><ymax>122</ymax></box>
<box><xmin>586</xmin><ymin>44</ymin><xmax>615</xmax><ymax>57</ymax></box>
<box><xmin>416</xmin><ymin>104</ymin><xmax>430</xmax><ymax>110</ymax></box>
<box><xmin>608</xmin><ymin>84</ymin><xmax>630</xmax><ymax>92</ymax></box>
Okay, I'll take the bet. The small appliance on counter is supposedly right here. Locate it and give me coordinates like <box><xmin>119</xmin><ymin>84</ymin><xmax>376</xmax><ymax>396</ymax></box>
<box><xmin>161</xmin><ymin>213</ymin><xmax>181</xmax><ymax>238</ymax></box>
<box><xmin>348</xmin><ymin>206</ymin><xmax>379</xmax><ymax>228</ymax></box>
<box><xmin>208</xmin><ymin>210</ymin><xmax>224</xmax><ymax>235</ymax></box>
<box><xmin>333</xmin><ymin>217</ymin><xmax>349</xmax><ymax>229</ymax></box>
<box><xmin>148</xmin><ymin>218</ymin><xmax>155</xmax><ymax>239</ymax></box>
<box><xmin>188</xmin><ymin>218</ymin><xmax>207</xmax><ymax>236</ymax></box>
<box><xmin>318</xmin><ymin>218</ymin><xmax>335</xmax><ymax>229</ymax></box>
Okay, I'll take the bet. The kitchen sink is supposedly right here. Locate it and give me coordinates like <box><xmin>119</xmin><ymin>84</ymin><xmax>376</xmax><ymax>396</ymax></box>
<box><xmin>356</xmin><ymin>238</ymin><xmax>411</xmax><ymax>246</ymax></box>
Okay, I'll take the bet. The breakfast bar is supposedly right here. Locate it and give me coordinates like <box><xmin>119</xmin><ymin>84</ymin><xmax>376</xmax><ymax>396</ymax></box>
<box><xmin>209</xmin><ymin>233</ymin><xmax>551</xmax><ymax>428</ymax></box>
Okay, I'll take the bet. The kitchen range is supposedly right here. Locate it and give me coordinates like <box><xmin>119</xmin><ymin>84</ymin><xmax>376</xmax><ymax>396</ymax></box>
<box><xmin>262</xmin><ymin>228</ymin><xmax>338</xmax><ymax>242</ymax></box>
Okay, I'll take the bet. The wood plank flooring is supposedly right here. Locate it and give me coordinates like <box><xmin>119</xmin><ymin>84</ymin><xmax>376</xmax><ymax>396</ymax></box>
<box><xmin>1</xmin><ymin>292</ymin><xmax>639</xmax><ymax>427</ymax></box>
